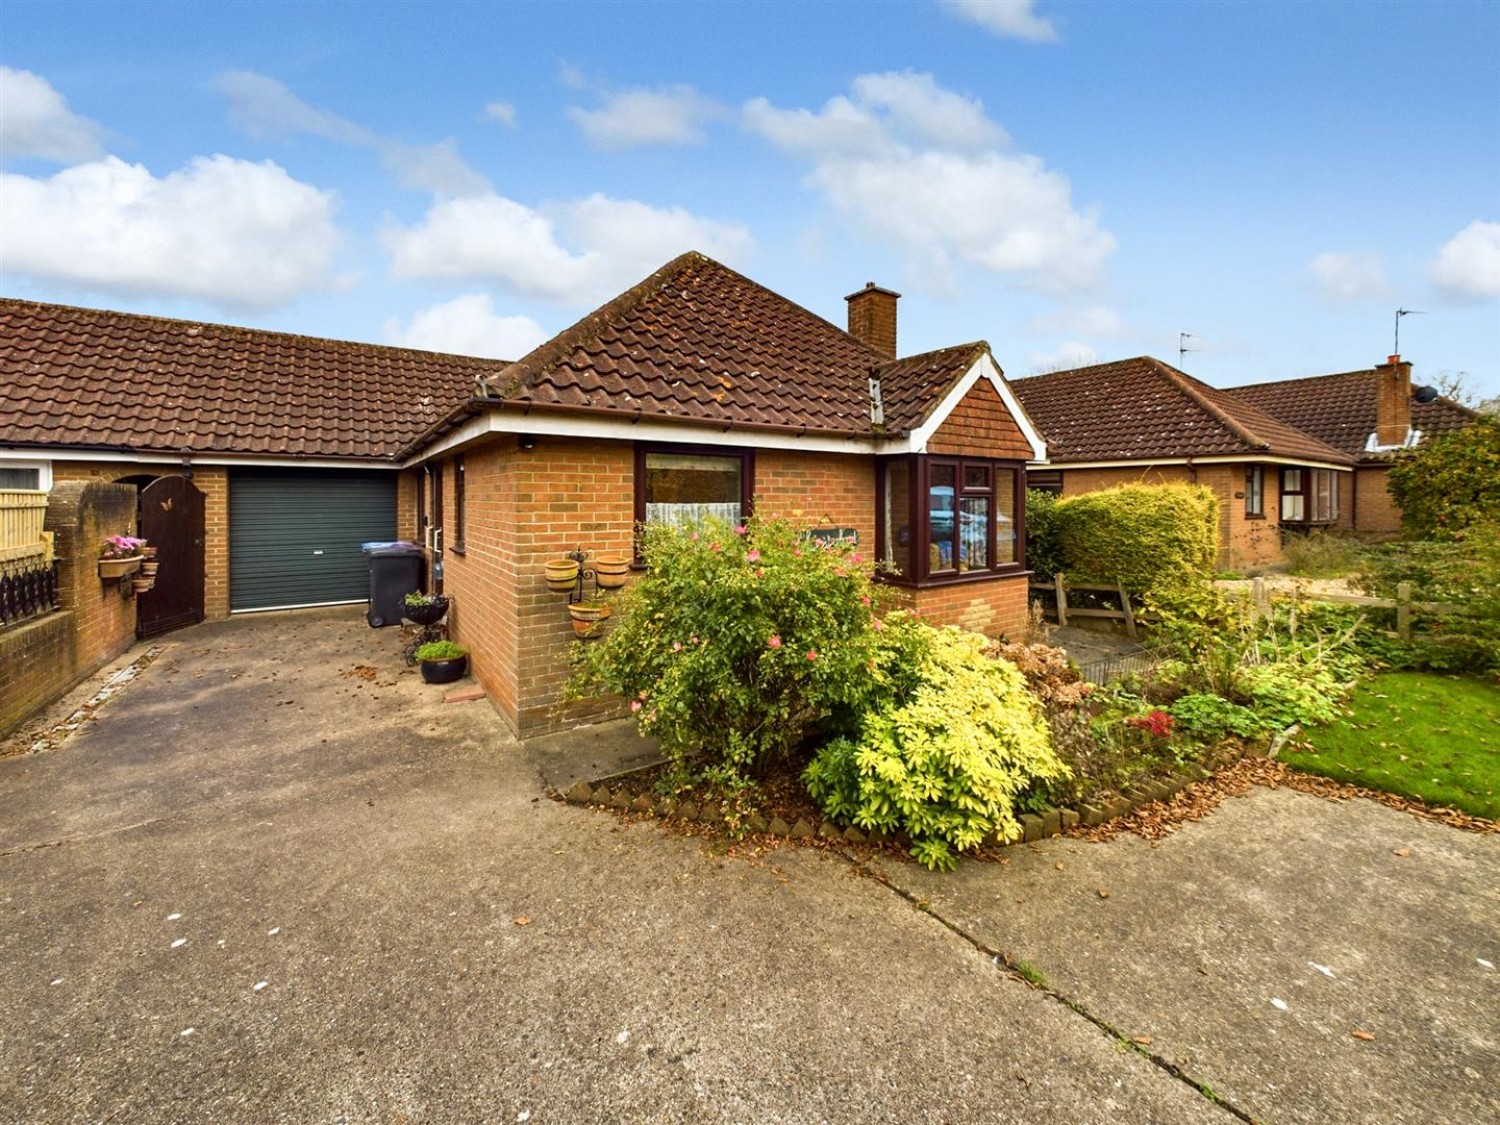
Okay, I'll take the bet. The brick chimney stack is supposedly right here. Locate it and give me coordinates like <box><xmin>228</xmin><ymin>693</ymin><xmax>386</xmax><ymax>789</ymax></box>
<box><xmin>846</xmin><ymin>282</ymin><xmax>900</xmax><ymax>359</ymax></box>
<box><xmin>1374</xmin><ymin>354</ymin><xmax>1413</xmax><ymax>447</ymax></box>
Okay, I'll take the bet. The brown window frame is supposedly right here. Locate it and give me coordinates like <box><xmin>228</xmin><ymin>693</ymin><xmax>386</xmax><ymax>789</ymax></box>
<box><xmin>1245</xmin><ymin>465</ymin><xmax>1264</xmax><ymax>519</ymax></box>
<box><xmin>1280</xmin><ymin>466</ymin><xmax>1337</xmax><ymax>525</ymax></box>
<box><xmin>875</xmin><ymin>454</ymin><xmax>1027</xmax><ymax>587</ymax></box>
<box><xmin>633</xmin><ymin>443</ymin><xmax>756</xmax><ymax>561</ymax></box>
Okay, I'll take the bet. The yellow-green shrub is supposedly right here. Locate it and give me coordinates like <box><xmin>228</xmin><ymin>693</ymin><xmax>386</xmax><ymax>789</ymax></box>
<box><xmin>1054</xmin><ymin>483</ymin><xmax>1218</xmax><ymax>594</ymax></box>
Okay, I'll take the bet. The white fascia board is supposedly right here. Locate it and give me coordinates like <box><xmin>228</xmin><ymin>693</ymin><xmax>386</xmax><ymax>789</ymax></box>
<box><xmin>1051</xmin><ymin>454</ymin><xmax>1353</xmax><ymax>473</ymax></box>
<box><xmin>3</xmin><ymin>446</ymin><xmax>396</xmax><ymax>471</ymax></box>
<box><xmin>904</xmin><ymin>352</ymin><xmax>1047</xmax><ymax>461</ymax></box>
<box><xmin>403</xmin><ymin>408</ymin><xmax>901</xmax><ymax>465</ymax></box>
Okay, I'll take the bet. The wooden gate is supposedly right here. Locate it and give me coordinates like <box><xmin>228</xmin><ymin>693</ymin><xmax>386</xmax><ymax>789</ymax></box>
<box><xmin>137</xmin><ymin>475</ymin><xmax>206</xmax><ymax>638</ymax></box>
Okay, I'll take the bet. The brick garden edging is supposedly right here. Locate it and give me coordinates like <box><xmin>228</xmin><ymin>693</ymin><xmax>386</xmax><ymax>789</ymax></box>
<box><xmin>560</xmin><ymin>736</ymin><xmax>1277</xmax><ymax>851</ymax></box>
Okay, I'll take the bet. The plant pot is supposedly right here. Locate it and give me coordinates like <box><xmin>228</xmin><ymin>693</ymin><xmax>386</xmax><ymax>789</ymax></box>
<box><xmin>99</xmin><ymin>556</ymin><xmax>142</xmax><ymax>580</ymax></box>
<box><xmin>593</xmin><ymin>555</ymin><xmax>632</xmax><ymax>589</ymax></box>
<box><xmin>568</xmin><ymin>601</ymin><xmax>612</xmax><ymax>639</ymax></box>
<box><xmin>545</xmin><ymin>559</ymin><xmax>580</xmax><ymax>592</ymax></box>
<box><xmin>404</xmin><ymin>596</ymin><xmax>449</xmax><ymax>626</ymax></box>
<box><xmin>419</xmin><ymin>655</ymin><xmax>468</xmax><ymax>684</ymax></box>
<box><xmin>132</xmin><ymin>577</ymin><xmax>154</xmax><ymax>593</ymax></box>
<box><xmin>141</xmin><ymin>561</ymin><xmax>159</xmax><ymax>577</ymax></box>
<box><xmin>142</xmin><ymin>546</ymin><xmax>157</xmax><ymax>560</ymax></box>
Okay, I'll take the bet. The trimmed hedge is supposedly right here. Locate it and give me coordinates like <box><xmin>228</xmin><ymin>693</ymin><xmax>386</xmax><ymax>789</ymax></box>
<box><xmin>1054</xmin><ymin>482</ymin><xmax>1218</xmax><ymax>593</ymax></box>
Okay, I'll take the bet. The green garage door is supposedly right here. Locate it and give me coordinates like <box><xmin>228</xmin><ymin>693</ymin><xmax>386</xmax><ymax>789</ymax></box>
<box><xmin>230</xmin><ymin>469</ymin><xmax>398</xmax><ymax>611</ymax></box>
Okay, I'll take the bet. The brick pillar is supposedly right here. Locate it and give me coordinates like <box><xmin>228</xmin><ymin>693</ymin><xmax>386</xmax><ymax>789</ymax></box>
<box><xmin>1374</xmin><ymin>355</ymin><xmax>1412</xmax><ymax>448</ymax></box>
<box><xmin>845</xmin><ymin>282</ymin><xmax>900</xmax><ymax>359</ymax></box>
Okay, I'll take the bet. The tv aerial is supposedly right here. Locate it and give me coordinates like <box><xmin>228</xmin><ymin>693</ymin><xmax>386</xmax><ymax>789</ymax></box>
<box><xmin>1178</xmin><ymin>332</ymin><xmax>1196</xmax><ymax>365</ymax></box>
<box><xmin>1394</xmin><ymin>308</ymin><xmax>1423</xmax><ymax>355</ymax></box>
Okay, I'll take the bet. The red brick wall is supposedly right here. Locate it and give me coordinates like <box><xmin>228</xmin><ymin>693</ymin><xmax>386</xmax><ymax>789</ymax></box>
<box><xmin>928</xmin><ymin>379</ymin><xmax>1034</xmax><ymax>460</ymax></box>
<box><xmin>1354</xmin><ymin>466</ymin><xmax>1402</xmax><ymax>535</ymax></box>
<box><xmin>2</xmin><ymin>481</ymin><xmax>141</xmax><ymax>736</ymax></box>
<box><xmin>883</xmin><ymin>573</ymin><xmax>1031</xmax><ymax>639</ymax></box>
<box><xmin>753</xmin><ymin>450</ymin><xmax>874</xmax><ymax>543</ymax></box>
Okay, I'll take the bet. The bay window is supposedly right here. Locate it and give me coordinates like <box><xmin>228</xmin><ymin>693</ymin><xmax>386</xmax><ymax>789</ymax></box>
<box><xmin>877</xmin><ymin>455</ymin><xmax>1024</xmax><ymax>583</ymax></box>
<box><xmin>1280</xmin><ymin>466</ymin><xmax>1338</xmax><ymax>524</ymax></box>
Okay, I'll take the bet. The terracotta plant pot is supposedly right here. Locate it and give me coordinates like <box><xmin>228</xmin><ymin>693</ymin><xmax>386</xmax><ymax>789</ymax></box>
<box><xmin>568</xmin><ymin>601</ymin><xmax>612</xmax><ymax>639</ymax></box>
<box><xmin>141</xmin><ymin>562</ymin><xmax>159</xmax><ymax>577</ymax></box>
<box><xmin>142</xmin><ymin>546</ymin><xmax>158</xmax><ymax>560</ymax></box>
<box><xmin>131</xmin><ymin>577</ymin><xmax>153</xmax><ymax>593</ymax></box>
<box><xmin>545</xmin><ymin>559</ymin><xmax>580</xmax><ymax>593</ymax></box>
<box><xmin>593</xmin><ymin>555</ymin><xmax>631</xmax><ymax>589</ymax></box>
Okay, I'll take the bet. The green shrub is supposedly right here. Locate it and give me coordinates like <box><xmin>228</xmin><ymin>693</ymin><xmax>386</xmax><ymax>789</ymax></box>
<box><xmin>1357</xmin><ymin>523</ymin><xmax>1500</xmax><ymax>672</ymax></box>
<box><xmin>803</xmin><ymin>616</ymin><xmax>1068</xmax><ymax>871</ymax></box>
<box><xmin>1280</xmin><ymin>529</ymin><xmax>1366</xmax><ymax>578</ymax></box>
<box><xmin>414</xmin><ymin>640</ymin><xmax>467</xmax><ymax>661</ymax></box>
<box><xmin>1387</xmin><ymin>415</ymin><xmax>1500</xmax><ymax>541</ymax></box>
<box><xmin>567</xmin><ymin>517</ymin><xmax>880</xmax><ymax>781</ymax></box>
<box><xmin>1024</xmin><ymin>489</ymin><xmax>1064</xmax><ymax>579</ymax></box>
<box><xmin>1054</xmin><ymin>483</ymin><xmax>1218</xmax><ymax>594</ymax></box>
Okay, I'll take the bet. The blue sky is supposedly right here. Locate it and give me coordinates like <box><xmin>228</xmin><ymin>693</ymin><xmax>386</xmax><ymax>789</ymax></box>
<box><xmin>4</xmin><ymin>1</ymin><xmax>1497</xmax><ymax>399</ymax></box>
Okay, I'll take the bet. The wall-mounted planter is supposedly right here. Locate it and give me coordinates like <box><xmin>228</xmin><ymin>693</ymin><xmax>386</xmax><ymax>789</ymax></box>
<box><xmin>141</xmin><ymin>561</ymin><xmax>160</xmax><ymax>578</ymax></box>
<box><xmin>593</xmin><ymin>555</ymin><xmax>631</xmax><ymax>589</ymax></box>
<box><xmin>568</xmin><ymin>601</ymin><xmax>612</xmax><ymax>639</ymax></box>
<box><xmin>545</xmin><ymin>559</ymin><xmax>580</xmax><ymax>592</ymax></box>
<box><xmin>99</xmin><ymin>556</ymin><xmax>143</xmax><ymax>580</ymax></box>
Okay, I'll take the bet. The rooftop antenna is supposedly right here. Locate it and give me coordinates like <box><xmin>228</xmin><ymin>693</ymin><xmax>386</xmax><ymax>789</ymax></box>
<box><xmin>1394</xmin><ymin>308</ymin><xmax>1423</xmax><ymax>355</ymax></box>
<box><xmin>1178</xmin><ymin>332</ymin><xmax>1196</xmax><ymax>366</ymax></box>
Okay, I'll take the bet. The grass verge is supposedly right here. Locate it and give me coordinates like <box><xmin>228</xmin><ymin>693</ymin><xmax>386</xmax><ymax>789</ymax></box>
<box><xmin>1284</xmin><ymin>672</ymin><xmax>1499</xmax><ymax>819</ymax></box>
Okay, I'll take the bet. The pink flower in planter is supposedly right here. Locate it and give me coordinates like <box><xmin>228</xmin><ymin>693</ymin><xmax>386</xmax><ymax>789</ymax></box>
<box><xmin>806</xmin><ymin>650</ymin><xmax>818</xmax><ymax>661</ymax></box>
<box><xmin>745</xmin><ymin>549</ymin><xmax>761</xmax><ymax>562</ymax></box>
<box><xmin>768</xmin><ymin>635</ymin><xmax>782</xmax><ymax>649</ymax></box>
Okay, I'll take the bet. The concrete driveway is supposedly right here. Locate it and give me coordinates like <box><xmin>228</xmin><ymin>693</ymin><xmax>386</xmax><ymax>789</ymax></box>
<box><xmin>1</xmin><ymin>609</ymin><xmax>1494</xmax><ymax>1124</ymax></box>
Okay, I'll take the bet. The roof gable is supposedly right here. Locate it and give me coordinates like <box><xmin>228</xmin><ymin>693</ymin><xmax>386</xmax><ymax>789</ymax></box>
<box><xmin>1011</xmin><ymin>357</ymin><xmax>1352</xmax><ymax>466</ymax></box>
<box><xmin>0</xmin><ymin>298</ymin><xmax>488</xmax><ymax>460</ymax></box>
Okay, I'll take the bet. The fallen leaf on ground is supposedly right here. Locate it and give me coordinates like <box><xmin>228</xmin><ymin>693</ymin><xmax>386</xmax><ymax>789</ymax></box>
<box><xmin>1394</xmin><ymin>848</ymin><xmax>1411</xmax><ymax>857</ymax></box>
<box><xmin>1351</xmin><ymin>1030</ymin><xmax>1376</xmax><ymax>1041</ymax></box>
<box><xmin>1132</xmin><ymin>1036</ymin><xmax>1154</xmax><ymax>1045</ymax></box>
<box><xmin>1097</xmin><ymin>887</ymin><xmax>1110</xmax><ymax>898</ymax></box>
<box><xmin>513</xmin><ymin>916</ymin><xmax>532</xmax><ymax>927</ymax></box>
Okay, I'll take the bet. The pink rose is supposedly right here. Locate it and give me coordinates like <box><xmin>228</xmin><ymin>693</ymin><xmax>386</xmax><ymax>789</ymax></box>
<box><xmin>673</xmin><ymin>641</ymin><xmax>682</xmax><ymax>651</ymax></box>
<box><xmin>734</xmin><ymin>525</ymin><xmax>748</xmax><ymax>536</ymax></box>
<box><xmin>746</xmin><ymin>549</ymin><xmax>761</xmax><ymax>562</ymax></box>
<box><xmin>768</xmin><ymin>635</ymin><xmax>782</xmax><ymax>649</ymax></box>
<box><xmin>630</xmin><ymin>700</ymin><xmax>642</xmax><ymax>712</ymax></box>
<box><xmin>806</xmin><ymin>650</ymin><xmax>818</xmax><ymax>661</ymax></box>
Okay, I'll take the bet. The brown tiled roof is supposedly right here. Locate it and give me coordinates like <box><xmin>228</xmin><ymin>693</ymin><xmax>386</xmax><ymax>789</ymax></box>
<box><xmin>1223</xmin><ymin>368</ymin><xmax>1477</xmax><ymax>463</ymax></box>
<box><xmin>1011</xmin><ymin>357</ymin><xmax>1353</xmax><ymax>466</ymax></box>
<box><xmin>0</xmin><ymin>298</ymin><xmax>491</xmax><ymax>460</ymax></box>
<box><xmin>875</xmin><ymin>342</ymin><xmax>989</xmax><ymax>431</ymax></box>
<box><xmin>482</xmin><ymin>252</ymin><xmax>952</xmax><ymax>438</ymax></box>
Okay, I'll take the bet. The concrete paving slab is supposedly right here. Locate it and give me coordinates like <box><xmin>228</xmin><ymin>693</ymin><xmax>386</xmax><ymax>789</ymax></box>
<box><xmin>0</xmin><ymin>611</ymin><xmax>1226</xmax><ymax>1124</ymax></box>
<box><xmin>523</xmin><ymin>717</ymin><xmax>664</xmax><ymax>790</ymax></box>
<box><xmin>869</xmin><ymin>789</ymin><xmax>1500</xmax><ymax>1125</ymax></box>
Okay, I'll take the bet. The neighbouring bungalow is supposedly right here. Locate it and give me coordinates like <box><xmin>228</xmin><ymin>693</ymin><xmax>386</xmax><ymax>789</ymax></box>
<box><xmin>2</xmin><ymin>253</ymin><xmax>1048</xmax><ymax>737</ymax></box>
<box><xmin>1010</xmin><ymin>356</ymin><xmax>1356</xmax><ymax>570</ymax></box>
<box><xmin>1221</xmin><ymin>356</ymin><xmax>1478</xmax><ymax>536</ymax></box>
<box><xmin>402</xmin><ymin>253</ymin><xmax>1046</xmax><ymax>734</ymax></box>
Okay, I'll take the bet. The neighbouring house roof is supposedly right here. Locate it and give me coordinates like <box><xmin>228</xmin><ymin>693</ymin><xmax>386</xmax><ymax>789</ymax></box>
<box><xmin>1222</xmin><ymin>368</ymin><xmax>1477</xmax><ymax>463</ymax></box>
<box><xmin>0</xmin><ymin>298</ymin><xmax>488</xmax><ymax>461</ymax></box>
<box><xmin>426</xmin><ymin>252</ymin><xmax>992</xmax><ymax>450</ymax></box>
<box><xmin>1010</xmin><ymin>357</ymin><xmax>1354</xmax><ymax>467</ymax></box>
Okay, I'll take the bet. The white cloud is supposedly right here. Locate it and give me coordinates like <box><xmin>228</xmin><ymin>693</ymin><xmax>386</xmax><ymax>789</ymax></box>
<box><xmin>567</xmin><ymin>85</ymin><xmax>722</xmax><ymax>150</ymax></box>
<box><xmin>383</xmin><ymin>191</ymin><xmax>752</xmax><ymax>306</ymax></box>
<box><xmin>0</xmin><ymin>155</ymin><xmax>342</xmax><ymax>310</ymax></box>
<box><xmin>213</xmin><ymin>70</ymin><xmax>489</xmax><ymax>197</ymax></box>
<box><xmin>941</xmin><ymin>0</ymin><xmax>1059</xmax><ymax>43</ymax></box>
<box><xmin>1430</xmin><ymin>220</ymin><xmax>1500</xmax><ymax>301</ymax></box>
<box><xmin>484</xmin><ymin>101</ymin><xmax>517</xmax><ymax>127</ymax></box>
<box><xmin>1027</xmin><ymin>341</ymin><xmax>1098</xmax><ymax>373</ymax></box>
<box><xmin>1027</xmin><ymin>305</ymin><xmax>1125</xmax><ymax>337</ymax></box>
<box><xmin>558</xmin><ymin>62</ymin><xmax>588</xmax><ymax>91</ymax></box>
<box><xmin>0</xmin><ymin>67</ymin><xmax>104</xmax><ymax>162</ymax></box>
<box><xmin>1307</xmin><ymin>251</ymin><xmax>1390</xmax><ymax>303</ymax></box>
<box><xmin>745</xmin><ymin>72</ymin><xmax>1112</xmax><ymax>294</ymax></box>
<box><xmin>384</xmin><ymin>294</ymin><xmax>547</xmax><ymax>360</ymax></box>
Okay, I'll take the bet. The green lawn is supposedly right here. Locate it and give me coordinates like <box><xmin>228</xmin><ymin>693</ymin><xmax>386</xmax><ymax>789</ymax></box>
<box><xmin>1285</xmin><ymin>672</ymin><xmax>1500</xmax><ymax>819</ymax></box>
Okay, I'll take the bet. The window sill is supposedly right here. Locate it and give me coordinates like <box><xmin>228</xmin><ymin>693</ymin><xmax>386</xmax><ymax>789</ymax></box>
<box><xmin>1244</xmin><ymin>514</ymin><xmax>1266</xmax><ymax>521</ymax></box>
<box><xmin>876</xmin><ymin>566</ymin><xmax>1031</xmax><ymax>590</ymax></box>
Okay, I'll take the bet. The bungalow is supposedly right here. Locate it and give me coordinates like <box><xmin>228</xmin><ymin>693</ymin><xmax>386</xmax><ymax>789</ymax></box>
<box><xmin>1009</xmin><ymin>357</ymin><xmax>1356</xmax><ymax>570</ymax></box>
<box><xmin>0</xmin><ymin>298</ymin><xmax>484</xmax><ymax>635</ymax></box>
<box><xmin>401</xmin><ymin>253</ymin><xmax>1046</xmax><ymax>734</ymax></box>
<box><xmin>1221</xmin><ymin>356</ymin><xmax>1478</xmax><ymax>535</ymax></box>
<box><xmin>2</xmin><ymin>252</ymin><xmax>1047</xmax><ymax>737</ymax></box>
